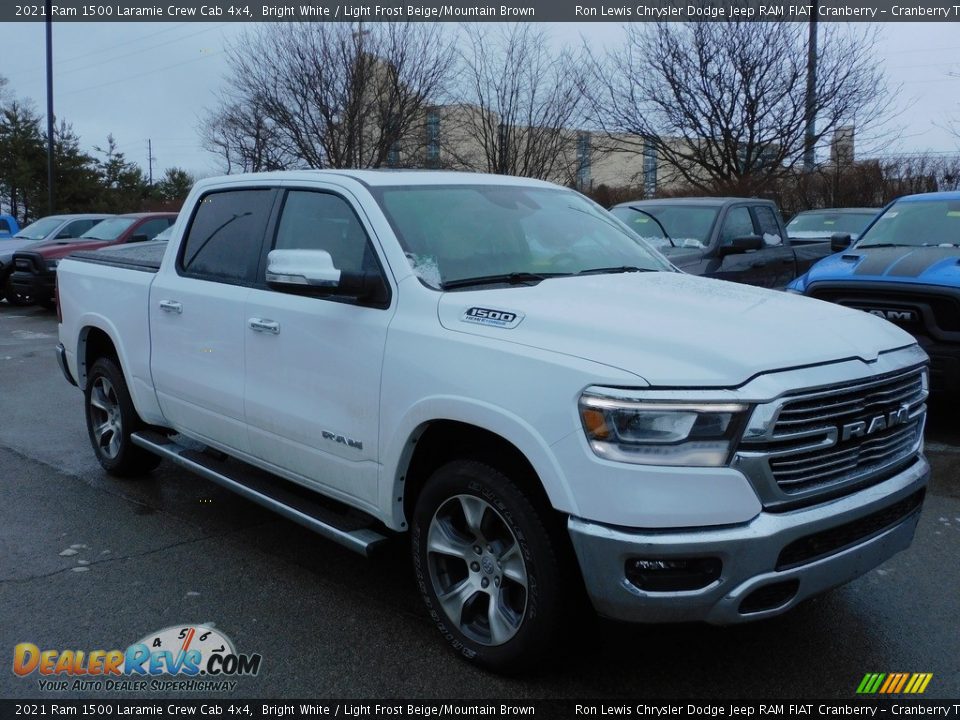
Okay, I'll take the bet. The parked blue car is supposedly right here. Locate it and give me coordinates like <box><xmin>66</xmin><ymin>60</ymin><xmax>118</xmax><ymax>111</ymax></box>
<box><xmin>0</xmin><ymin>214</ymin><xmax>20</xmax><ymax>239</ymax></box>
<box><xmin>789</xmin><ymin>191</ymin><xmax>960</xmax><ymax>392</ymax></box>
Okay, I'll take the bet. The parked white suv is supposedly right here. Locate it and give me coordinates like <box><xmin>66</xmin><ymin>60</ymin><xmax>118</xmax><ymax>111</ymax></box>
<box><xmin>56</xmin><ymin>171</ymin><xmax>929</xmax><ymax>671</ymax></box>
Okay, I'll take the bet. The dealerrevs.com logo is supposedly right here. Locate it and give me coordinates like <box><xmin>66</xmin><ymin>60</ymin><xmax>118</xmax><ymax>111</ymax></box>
<box><xmin>13</xmin><ymin>624</ymin><xmax>263</xmax><ymax>692</ymax></box>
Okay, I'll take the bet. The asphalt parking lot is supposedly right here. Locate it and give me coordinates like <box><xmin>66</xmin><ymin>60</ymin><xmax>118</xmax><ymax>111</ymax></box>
<box><xmin>1</xmin><ymin>301</ymin><xmax>958</xmax><ymax>700</ymax></box>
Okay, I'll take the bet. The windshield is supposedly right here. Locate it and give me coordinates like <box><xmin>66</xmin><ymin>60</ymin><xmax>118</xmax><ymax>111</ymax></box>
<box><xmin>13</xmin><ymin>217</ymin><xmax>62</xmax><ymax>240</ymax></box>
<box><xmin>610</xmin><ymin>205</ymin><xmax>718</xmax><ymax>250</ymax></box>
<box><xmin>787</xmin><ymin>211</ymin><xmax>876</xmax><ymax>237</ymax></box>
<box><xmin>856</xmin><ymin>199</ymin><xmax>960</xmax><ymax>248</ymax></box>
<box><xmin>373</xmin><ymin>185</ymin><xmax>672</xmax><ymax>289</ymax></box>
<box><xmin>80</xmin><ymin>218</ymin><xmax>136</xmax><ymax>241</ymax></box>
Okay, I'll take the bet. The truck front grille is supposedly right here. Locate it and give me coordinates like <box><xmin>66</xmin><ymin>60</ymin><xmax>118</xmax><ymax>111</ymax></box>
<box><xmin>810</xmin><ymin>287</ymin><xmax>960</xmax><ymax>336</ymax></box>
<box><xmin>769</xmin><ymin>420</ymin><xmax>921</xmax><ymax>493</ymax></box>
<box><xmin>739</xmin><ymin>365</ymin><xmax>927</xmax><ymax>507</ymax></box>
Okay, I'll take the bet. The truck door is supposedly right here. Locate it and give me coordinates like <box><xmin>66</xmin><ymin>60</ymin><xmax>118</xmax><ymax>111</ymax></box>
<box><xmin>149</xmin><ymin>188</ymin><xmax>277</xmax><ymax>454</ymax></box>
<box><xmin>712</xmin><ymin>205</ymin><xmax>767</xmax><ymax>286</ymax></box>
<box><xmin>751</xmin><ymin>204</ymin><xmax>796</xmax><ymax>288</ymax></box>
<box><xmin>243</xmin><ymin>188</ymin><xmax>394</xmax><ymax>508</ymax></box>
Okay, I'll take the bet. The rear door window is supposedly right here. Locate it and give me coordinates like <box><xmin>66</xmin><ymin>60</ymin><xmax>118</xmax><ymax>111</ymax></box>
<box><xmin>180</xmin><ymin>189</ymin><xmax>275</xmax><ymax>284</ymax></box>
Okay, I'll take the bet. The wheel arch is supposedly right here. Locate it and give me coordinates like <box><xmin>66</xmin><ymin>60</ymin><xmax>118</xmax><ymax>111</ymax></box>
<box><xmin>75</xmin><ymin>316</ymin><xmax>165</xmax><ymax>426</ymax></box>
<box><xmin>382</xmin><ymin>399</ymin><xmax>579</xmax><ymax>532</ymax></box>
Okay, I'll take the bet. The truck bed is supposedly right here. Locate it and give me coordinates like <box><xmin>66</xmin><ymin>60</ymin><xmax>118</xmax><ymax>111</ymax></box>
<box><xmin>69</xmin><ymin>240</ymin><xmax>167</xmax><ymax>273</ymax></box>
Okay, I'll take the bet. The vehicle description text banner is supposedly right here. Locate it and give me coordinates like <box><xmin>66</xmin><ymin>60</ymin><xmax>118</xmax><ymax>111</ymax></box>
<box><xmin>7</xmin><ymin>0</ymin><xmax>960</xmax><ymax>22</ymax></box>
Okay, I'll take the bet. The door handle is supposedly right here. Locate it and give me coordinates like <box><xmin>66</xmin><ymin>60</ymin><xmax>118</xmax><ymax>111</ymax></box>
<box><xmin>749</xmin><ymin>260</ymin><xmax>769</xmax><ymax>269</ymax></box>
<box><xmin>159</xmin><ymin>300</ymin><xmax>182</xmax><ymax>314</ymax></box>
<box><xmin>248</xmin><ymin>318</ymin><xmax>280</xmax><ymax>335</ymax></box>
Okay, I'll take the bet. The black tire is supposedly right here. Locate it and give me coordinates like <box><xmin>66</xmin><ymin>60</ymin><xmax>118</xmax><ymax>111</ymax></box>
<box><xmin>3</xmin><ymin>276</ymin><xmax>33</xmax><ymax>306</ymax></box>
<box><xmin>84</xmin><ymin>357</ymin><xmax>161</xmax><ymax>477</ymax></box>
<box><xmin>411</xmin><ymin>459</ymin><xmax>564</xmax><ymax>673</ymax></box>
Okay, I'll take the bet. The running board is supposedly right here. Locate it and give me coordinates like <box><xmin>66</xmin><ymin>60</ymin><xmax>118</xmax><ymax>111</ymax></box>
<box><xmin>131</xmin><ymin>430</ymin><xmax>389</xmax><ymax>557</ymax></box>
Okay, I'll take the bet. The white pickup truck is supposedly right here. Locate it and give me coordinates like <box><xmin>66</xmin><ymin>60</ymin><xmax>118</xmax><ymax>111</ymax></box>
<box><xmin>57</xmin><ymin>170</ymin><xmax>929</xmax><ymax>672</ymax></box>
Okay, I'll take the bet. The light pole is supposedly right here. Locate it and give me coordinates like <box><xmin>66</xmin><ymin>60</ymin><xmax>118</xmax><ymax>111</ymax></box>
<box><xmin>803</xmin><ymin>2</ymin><xmax>818</xmax><ymax>172</ymax></box>
<box><xmin>44</xmin><ymin>0</ymin><xmax>55</xmax><ymax>214</ymax></box>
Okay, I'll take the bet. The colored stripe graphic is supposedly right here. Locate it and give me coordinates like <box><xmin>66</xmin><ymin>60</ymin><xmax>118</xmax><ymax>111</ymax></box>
<box><xmin>858</xmin><ymin>672</ymin><xmax>932</xmax><ymax>694</ymax></box>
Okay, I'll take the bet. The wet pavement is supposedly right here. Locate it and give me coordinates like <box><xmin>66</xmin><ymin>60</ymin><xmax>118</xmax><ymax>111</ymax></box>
<box><xmin>1</xmin><ymin>302</ymin><xmax>958</xmax><ymax>700</ymax></box>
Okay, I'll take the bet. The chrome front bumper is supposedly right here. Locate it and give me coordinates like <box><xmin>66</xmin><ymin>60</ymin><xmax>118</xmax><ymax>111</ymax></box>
<box><xmin>568</xmin><ymin>455</ymin><xmax>928</xmax><ymax>625</ymax></box>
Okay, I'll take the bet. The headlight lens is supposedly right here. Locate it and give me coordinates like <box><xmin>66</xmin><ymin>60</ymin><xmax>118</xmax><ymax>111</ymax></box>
<box><xmin>579</xmin><ymin>393</ymin><xmax>748</xmax><ymax>467</ymax></box>
<box><xmin>46</xmin><ymin>260</ymin><xmax>59</xmax><ymax>270</ymax></box>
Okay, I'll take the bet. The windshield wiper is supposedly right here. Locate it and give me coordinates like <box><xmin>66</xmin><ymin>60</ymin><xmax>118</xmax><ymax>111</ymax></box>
<box><xmin>856</xmin><ymin>243</ymin><xmax>914</xmax><ymax>248</ymax></box>
<box><xmin>441</xmin><ymin>272</ymin><xmax>564</xmax><ymax>290</ymax></box>
<box><xmin>576</xmin><ymin>265</ymin><xmax>654</xmax><ymax>276</ymax></box>
<box><xmin>627</xmin><ymin>208</ymin><xmax>675</xmax><ymax>247</ymax></box>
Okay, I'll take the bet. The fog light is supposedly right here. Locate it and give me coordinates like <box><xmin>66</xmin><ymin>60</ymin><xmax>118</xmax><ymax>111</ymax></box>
<box><xmin>625</xmin><ymin>557</ymin><xmax>722</xmax><ymax>592</ymax></box>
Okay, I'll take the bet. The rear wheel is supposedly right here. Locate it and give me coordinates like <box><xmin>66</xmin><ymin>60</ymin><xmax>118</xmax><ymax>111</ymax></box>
<box><xmin>411</xmin><ymin>460</ymin><xmax>564</xmax><ymax>673</ymax></box>
<box><xmin>84</xmin><ymin>357</ymin><xmax>161</xmax><ymax>477</ymax></box>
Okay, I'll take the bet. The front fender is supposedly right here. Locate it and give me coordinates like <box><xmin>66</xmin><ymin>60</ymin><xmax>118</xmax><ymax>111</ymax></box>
<box><xmin>379</xmin><ymin>395</ymin><xmax>579</xmax><ymax>531</ymax></box>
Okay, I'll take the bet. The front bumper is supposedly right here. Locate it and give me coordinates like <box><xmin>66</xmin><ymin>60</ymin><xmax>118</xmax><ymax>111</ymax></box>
<box><xmin>568</xmin><ymin>454</ymin><xmax>928</xmax><ymax>625</ymax></box>
<box><xmin>10</xmin><ymin>269</ymin><xmax>55</xmax><ymax>301</ymax></box>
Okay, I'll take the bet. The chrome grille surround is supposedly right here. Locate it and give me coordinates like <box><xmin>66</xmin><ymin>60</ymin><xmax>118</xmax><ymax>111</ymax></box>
<box><xmin>735</xmin><ymin>364</ymin><xmax>927</xmax><ymax>510</ymax></box>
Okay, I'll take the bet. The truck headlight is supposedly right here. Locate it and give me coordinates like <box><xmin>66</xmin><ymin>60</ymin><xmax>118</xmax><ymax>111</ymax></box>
<box><xmin>579</xmin><ymin>393</ymin><xmax>749</xmax><ymax>467</ymax></box>
<box><xmin>46</xmin><ymin>260</ymin><xmax>59</xmax><ymax>270</ymax></box>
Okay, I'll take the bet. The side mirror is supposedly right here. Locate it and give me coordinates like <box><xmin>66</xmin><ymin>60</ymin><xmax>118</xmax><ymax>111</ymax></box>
<box><xmin>830</xmin><ymin>232</ymin><xmax>853</xmax><ymax>252</ymax></box>
<box><xmin>718</xmin><ymin>235</ymin><xmax>763</xmax><ymax>257</ymax></box>
<box><xmin>267</xmin><ymin>249</ymin><xmax>341</xmax><ymax>288</ymax></box>
<box><xmin>265</xmin><ymin>249</ymin><xmax>383</xmax><ymax>301</ymax></box>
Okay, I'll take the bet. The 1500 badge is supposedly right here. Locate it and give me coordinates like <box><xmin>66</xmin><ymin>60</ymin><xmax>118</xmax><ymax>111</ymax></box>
<box><xmin>462</xmin><ymin>307</ymin><xmax>524</xmax><ymax>329</ymax></box>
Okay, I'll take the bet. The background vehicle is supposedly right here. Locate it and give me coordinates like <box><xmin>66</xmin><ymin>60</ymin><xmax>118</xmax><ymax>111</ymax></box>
<box><xmin>0</xmin><ymin>213</ymin><xmax>21</xmax><ymax>238</ymax></box>
<box><xmin>1</xmin><ymin>214</ymin><xmax>111</xmax><ymax>305</ymax></box>
<box><xmin>789</xmin><ymin>191</ymin><xmax>960</xmax><ymax>392</ymax></box>
<box><xmin>10</xmin><ymin>212</ymin><xmax>176</xmax><ymax>308</ymax></box>
<box><xmin>57</xmin><ymin>171</ymin><xmax>929</xmax><ymax>672</ymax></box>
<box><xmin>610</xmin><ymin>198</ymin><xmax>835</xmax><ymax>289</ymax></box>
<box><xmin>786</xmin><ymin>208</ymin><xmax>880</xmax><ymax>243</ymax></box>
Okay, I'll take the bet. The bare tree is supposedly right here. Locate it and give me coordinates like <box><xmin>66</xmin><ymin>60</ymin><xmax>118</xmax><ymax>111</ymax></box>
<box><xmin>774</xmin><ymin>152</ymin><xmax>960</xmax><ymax>214</ymax></box>
<box><xmin>202</xmin><ymin>23</ymin><xmax>454</xmax><ymax>171</ymax></box>
<box><xmin>202</xmin><ymin>101</ymin><xmax>298</xmax><ymax>174</ymax></box>
<box><xmin>583</xmin><ymin>21</ymin><xmax>896</xmax><ymax>195</ymax></box>
<box><xmin>440</xmin><ymin>24</ymin><xmax>585</xmax><ymax>182</ymax></box>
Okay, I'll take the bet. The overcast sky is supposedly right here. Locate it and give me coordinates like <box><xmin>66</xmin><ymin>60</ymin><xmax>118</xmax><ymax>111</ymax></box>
<box><xmin>2</xmin><ymin>21</ymin><xmax>959</xmax><ymax>180</ymax></box>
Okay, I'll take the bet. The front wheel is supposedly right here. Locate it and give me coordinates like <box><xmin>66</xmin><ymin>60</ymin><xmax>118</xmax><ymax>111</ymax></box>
<box><xmin>411</xmin><ymin>460</ymin><xmax>564</xmax><ymax>673</ymax></box>
<box><xmin>84</xmin><ymin>357</ymin><xmax>161</xmax><ymax>477</ymax></box>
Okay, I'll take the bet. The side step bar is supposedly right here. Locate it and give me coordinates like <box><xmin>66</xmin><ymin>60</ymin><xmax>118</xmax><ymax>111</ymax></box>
<box><xmin>131</xmin><ymin>430</ymin><xmax>390</xmax><ymax>557</ymax></box>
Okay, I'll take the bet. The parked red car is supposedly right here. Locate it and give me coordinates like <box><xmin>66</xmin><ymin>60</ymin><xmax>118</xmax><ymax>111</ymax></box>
<box><xmin>10</xmin><ymin>213</ymin><xmax>177</xmax><ymax>308</ymax></box>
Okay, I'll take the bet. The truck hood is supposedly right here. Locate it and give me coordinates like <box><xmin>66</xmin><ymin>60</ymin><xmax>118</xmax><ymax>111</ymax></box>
<box><xmin>22</xmin><ymin>238</ymin><xmax>111</xmax><ymax>259</ymax></box>
<box><xmin>437</xmin><ymin>272</ymin><xmax>914</xmax><ymax>387</ymax></box>
<box><xmin>658</xmin><ymin>246</ymin><xmax>705</xmax><ymax>268</ymax></box>
<box><xmin>0</xmin><ymin>238</ymin><xmax>44</xmax><ymax>265</ymax></box>
<box><xmin>800</xmin><ymin>245</ymin><xmax>960</xmax><ymax>290</ymax></box>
